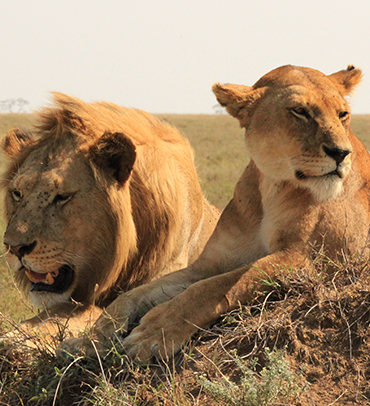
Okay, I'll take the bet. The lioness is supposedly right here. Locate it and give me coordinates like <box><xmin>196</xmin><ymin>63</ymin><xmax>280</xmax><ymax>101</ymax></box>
<box><xmin>1</xmin><ymin>93</ymin><xmax>219</xmax><ymax>335</ymax></box>
<box><xmin>60</xmin><ymin>64</ymin><xmax>370</xmax><ymax>361</ymax></box>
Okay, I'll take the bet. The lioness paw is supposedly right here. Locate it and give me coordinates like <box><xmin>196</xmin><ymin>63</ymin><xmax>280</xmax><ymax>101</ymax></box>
<box><xmin>123</xmin><ymin>326</ymin><xmax>181</xmax><ymax>363</ymax></box>
<box><xmin>122</xmin><ymin>304</ymin><xmax>195</xmax><ymax>363</ymax></box>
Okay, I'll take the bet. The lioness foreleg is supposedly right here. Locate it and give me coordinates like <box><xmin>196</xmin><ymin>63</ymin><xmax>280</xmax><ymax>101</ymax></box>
<box><xmin>121</xmin><ymin>251</ymin><xmax>310</xmax><ymax>362</ymax></box>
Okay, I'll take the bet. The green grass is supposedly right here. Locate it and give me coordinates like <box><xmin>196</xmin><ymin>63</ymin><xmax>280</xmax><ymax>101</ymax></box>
<box><xmin>199</xmin><ymin>347</ymin><xmax>306</xmax><ymax>405</ymax></box>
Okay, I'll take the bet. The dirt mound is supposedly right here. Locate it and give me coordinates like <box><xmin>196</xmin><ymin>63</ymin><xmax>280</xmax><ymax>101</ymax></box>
<box><xmin>1</xmin><ymin>259</ymin><xmax>369</xmax><ymax>405</ymax></box>
<box><xmin>194</xmin><ymin>260</ymin><xmax>370</xmax><ymax>405</ymax></box>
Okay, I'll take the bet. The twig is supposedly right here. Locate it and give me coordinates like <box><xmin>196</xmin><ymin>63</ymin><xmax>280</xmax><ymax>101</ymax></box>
<box><xmin>327</xmin><ymin>389</ymin><xmax>347</xmax><ymax>405</ymax></box>
<box><xmin>91</xmin><ymin>339</ymin><xmax>108</xmax><ymax>387</ymax></box>
<box><xmin>332</xmin><ymin>280</ymin><xmax>353</xmax><ymax>359</ymax></box>
<box><xmin>52</xmin><ymin>356</ymin><xmax>83</xmax><ymax>406</ymax></box>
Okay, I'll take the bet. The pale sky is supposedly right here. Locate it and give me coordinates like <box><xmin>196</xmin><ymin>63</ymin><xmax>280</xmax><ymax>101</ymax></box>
<box><xmin>2</xmin><ymin>0</ymin><xmax>370</xmax><ymax>114</ymax></box>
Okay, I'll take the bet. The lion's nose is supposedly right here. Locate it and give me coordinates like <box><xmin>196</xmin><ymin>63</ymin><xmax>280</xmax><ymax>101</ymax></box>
<box><xmin>4</xmin><ymin>241</ymin><xmax>37</xmax><ymax>259</ymax></box>
<box><xmin>323</xmin><ymin>145</ymin><xmax>352</xmax><ymax>165</ymax></box>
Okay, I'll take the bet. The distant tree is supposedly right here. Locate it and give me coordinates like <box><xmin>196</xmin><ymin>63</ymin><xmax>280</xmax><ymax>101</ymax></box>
<box><xmin>213</xmin><ymin>104</ymin><xmax>225</xmax><ymax>114</ymax></box>
<box><xmin>0</xmin><ymin>98</ymin><xmax>29</xmax><ymax>113</ymax></box>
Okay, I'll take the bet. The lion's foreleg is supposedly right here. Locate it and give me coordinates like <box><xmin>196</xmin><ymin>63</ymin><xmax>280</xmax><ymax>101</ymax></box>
<box><xmin>57</xmin><ymin>268</ymin><xmax>197</xmax><ymax>357</ymax></box>
<box><xmin>22</xmin><ymin>303</ymin><xmax>102</xmax><ymax>338</ymax></box>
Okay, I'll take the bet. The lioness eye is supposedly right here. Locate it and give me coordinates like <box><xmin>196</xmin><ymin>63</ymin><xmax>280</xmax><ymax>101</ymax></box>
<box><xmin>291</xmin><ymin>107</ymin><xmax>311</xmax><ymax>120</ymax></box>
<box><xmin>53</xmin><ymin>194</ymin><xmax>72</xmax><ymax>205</ymax></box>
<box><xmin>339</xmin><ymin>111</ymin><xmax>349</xmax><ymax>120</ymax></box>
<box><xmin>11</xmin><ymin>190</ymin><xmax>22</xmax><ymax>202</ymax></box>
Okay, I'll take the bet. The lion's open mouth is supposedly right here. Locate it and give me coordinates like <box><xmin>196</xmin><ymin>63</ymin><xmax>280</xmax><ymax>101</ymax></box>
<box><xmin>26</xmin><ymin>265</ymin><xmax>74</xmax><ymax>293</ymax></box>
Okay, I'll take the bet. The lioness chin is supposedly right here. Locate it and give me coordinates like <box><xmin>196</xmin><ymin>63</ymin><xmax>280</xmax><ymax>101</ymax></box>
<box><xmin>59</xmin><ymin>64</ymin><xmax>370</xmax><ymax>362</ymax></box>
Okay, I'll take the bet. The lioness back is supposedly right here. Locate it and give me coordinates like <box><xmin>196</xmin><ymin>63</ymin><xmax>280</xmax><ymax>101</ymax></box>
<box><xmin>1</xmin><ymin>93</ymin><xmax>219</xmax><ymax>333</ymax></box>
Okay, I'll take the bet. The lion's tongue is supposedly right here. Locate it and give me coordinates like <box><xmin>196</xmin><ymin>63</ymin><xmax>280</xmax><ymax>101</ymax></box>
<box><xmin>25</xmin><ymin>269</ymin><xmax>59</xmax><ymax>285</ymax></box>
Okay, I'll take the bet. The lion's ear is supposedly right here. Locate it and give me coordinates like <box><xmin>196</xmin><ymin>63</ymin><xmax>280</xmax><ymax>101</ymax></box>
<box><xmin>2</xmin><ymin>128</ymin><xmax>33</xmax><ymax>158</ymax></box>
<box><xmin>328</xmin><ymin>65</ymin><xmax>363</xmax><ymax>96</ymax></box>
<box><xmin>90</xmin><ymin>132</ymin><xmax>136</xmax><ymax>186</ymax></box>
<box><xmin>212</xmin><ymin>83</ymin><xmax>264</xmax><ymax>120</ymax></box>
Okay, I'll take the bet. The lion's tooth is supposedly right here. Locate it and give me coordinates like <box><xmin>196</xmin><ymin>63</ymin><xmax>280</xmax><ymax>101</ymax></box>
<box><xmin>25</xmin><ymin>270</ymin><xmax>35</xmax><ymax>282</ymax></box>
<box><xmin>45</xmin><ymin>273</ymin><xmax>55</xmax><ymax>285</ymax></box>
<box><xmin>51</xmin><ymin>269</ymin><xmax>59</xmax><ymax>278</ymax></box>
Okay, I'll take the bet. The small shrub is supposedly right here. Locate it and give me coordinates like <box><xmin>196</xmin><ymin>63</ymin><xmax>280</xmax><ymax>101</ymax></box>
<box><xmin>199</xmin><ymin>348</ymin><xmax>307</xmax><ymax>406</ymax></box>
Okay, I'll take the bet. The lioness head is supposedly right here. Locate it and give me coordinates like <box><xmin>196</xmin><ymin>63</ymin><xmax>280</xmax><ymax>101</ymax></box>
<box><xmin>1</xmin><ymin>96</ymin><xmax>137</xmax><ymax>310</ymax></box>
<box><xmin>213</xmin><ymin>65</ymin><xmax>362</xmax><ymax>201</ymax></box>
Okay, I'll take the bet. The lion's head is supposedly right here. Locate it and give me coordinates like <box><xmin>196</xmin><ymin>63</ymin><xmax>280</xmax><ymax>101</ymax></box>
<box><xmin>1</xmin><ymin>93</ymin><xmax>214</xmax><ymax>312</ymax></box>
<box><xmin>213</xmin><ymin>65</ymin><xmax>362</xmax><ymax>202</ymax></box>
<box><xmin>2</xmin><ymin>101</ymin><xmax>139</xmax><ymax>310</ymax></box>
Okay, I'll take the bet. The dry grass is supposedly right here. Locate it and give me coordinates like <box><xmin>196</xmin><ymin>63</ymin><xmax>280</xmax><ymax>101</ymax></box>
<box><xmin>157</xmin><ymin>114</ymin><xmax>246</xmax><ymax>209</ymax></box>
<box><xmin>0</xmin><ymin>113</ymin><xmax>34</xmax><ymax>136</ymax></box>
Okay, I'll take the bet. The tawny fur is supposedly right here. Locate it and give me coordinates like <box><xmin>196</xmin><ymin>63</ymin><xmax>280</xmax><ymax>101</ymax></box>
<box><xmin>1</xmin><ymin>93</ymin><xmax>219</xmax><ymax>336</ymax></box>
<box><xmin>59</xmin><ymin>65</ymin><xmax>370</xmax><ymax>361</ymax></box>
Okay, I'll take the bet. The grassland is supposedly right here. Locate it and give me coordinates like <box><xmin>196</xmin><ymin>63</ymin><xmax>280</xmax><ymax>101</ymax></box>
<box><xmin>1</xmin><ymin>113</ymin><xmax>370</xmax><ymax>405</ymax></box>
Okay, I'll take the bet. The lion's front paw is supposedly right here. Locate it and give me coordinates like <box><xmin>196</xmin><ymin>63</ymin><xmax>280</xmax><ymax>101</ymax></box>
<box><xmin>57</xmin><ymin>336</ymin><xmax>90</xmax><ymax>358</ymax></box>
<box><xmin>0</xmin><ymin>325</ymin><xmax>58</xmax><ymax>353</ymax></box>
<box><xmin>57</xmin><ymin>333</ymin><xmax>111</xmax><ymax>359</ymax></box>
<box><xmin>122</xmin><ymin>302</ymin><xmax>196</xmax><ymax>363</ymax></box>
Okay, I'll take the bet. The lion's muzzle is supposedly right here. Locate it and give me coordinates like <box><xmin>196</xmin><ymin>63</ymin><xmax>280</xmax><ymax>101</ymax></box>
<box><xmin>5</xmin><ymin>240</ymin><xmax>37</xmax><ymax>259</ymax></box>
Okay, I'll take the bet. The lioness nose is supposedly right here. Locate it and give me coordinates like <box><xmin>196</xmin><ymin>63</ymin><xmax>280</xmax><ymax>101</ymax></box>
<box><xmin>4</xmin><ymin>241</ymin><xmax>37</xmax><ymax>259</ymax></box>
<box><xmin>323</xmin><ymin>146</ymin><xmax>351</xmax><ymax>165</ymax></box>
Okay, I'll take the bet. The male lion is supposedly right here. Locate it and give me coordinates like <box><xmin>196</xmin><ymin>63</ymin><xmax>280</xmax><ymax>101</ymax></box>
<box><xmin>1</xmin><ymin>93</ymin><xmax>219</xmax><ymax>335</ymax></box>
<box><xmin>60</xmin><ymin>64</ymin><xmax>370</xmax><ymax>361</ymax></box>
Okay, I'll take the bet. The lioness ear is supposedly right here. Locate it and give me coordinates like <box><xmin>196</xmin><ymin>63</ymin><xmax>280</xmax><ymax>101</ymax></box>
<box><xmin>328</xmin><ymin>65</ymin><xmax>363</xmax><ymax>95</ymax></box>
<box><xmin>1</xmin><ymin>128</ymin><xmax>33</xmax><ymax>158</ymax></box>
<box><xmin>90</xmin><ymin>132</ymin><xmax>136</xmax><ymax>186</ymax></box>
<box><xmin>212</xmin><ymin>83</ymin><xmax>264</xmax><ymax>120</ymax></box>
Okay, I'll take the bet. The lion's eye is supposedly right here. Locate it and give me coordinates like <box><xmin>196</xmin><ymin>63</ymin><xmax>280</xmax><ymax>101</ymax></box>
<box><xmin>339</xmin><ymin>111</ymin><xmax>349</xmax><ymax>120</ymax></box>
<box><xmin>291</xmin><ymin>107</ymin><xmax>311</xmax><ymax>120</ymax></box>
<box><xmin>11</xmin><ymin>190</ymin><xmax>22</xmax><ymax>202</ymax></box>
<box><xmin>53</xmin><ymin>194</ymin><xmax>73</xmax><ymax>206</ymax></box>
